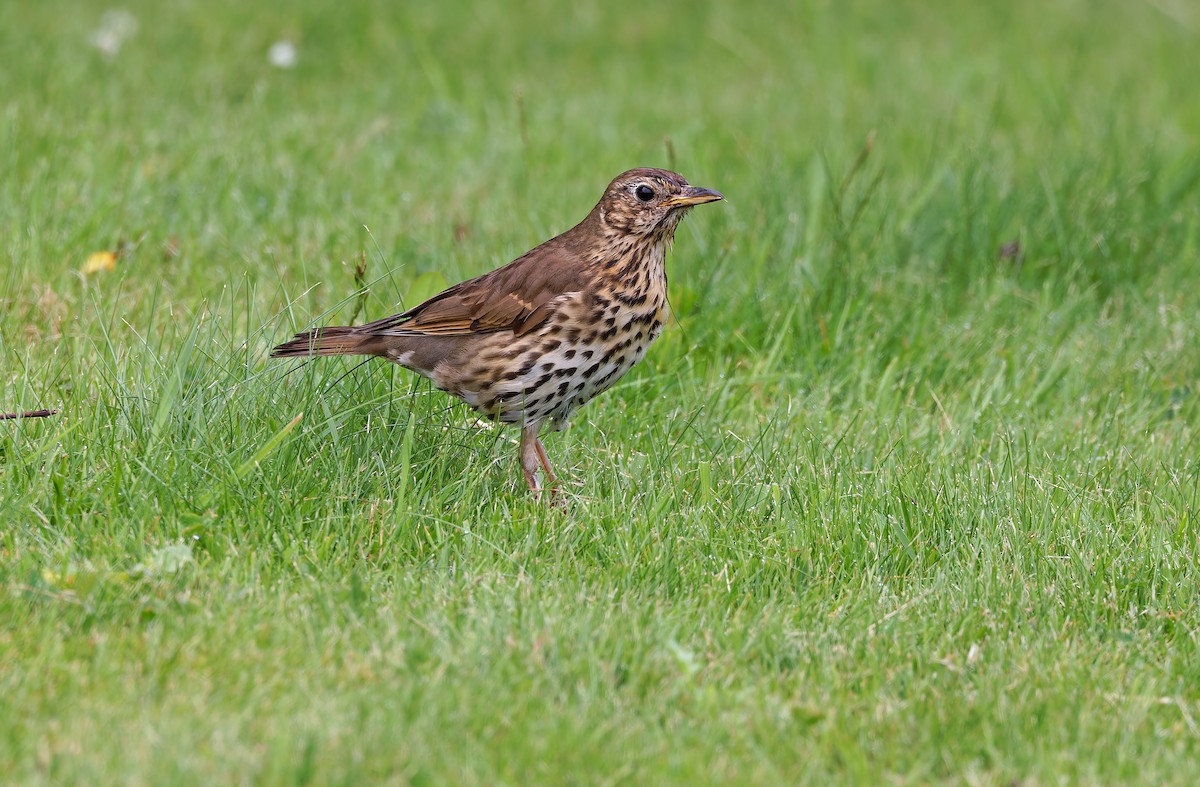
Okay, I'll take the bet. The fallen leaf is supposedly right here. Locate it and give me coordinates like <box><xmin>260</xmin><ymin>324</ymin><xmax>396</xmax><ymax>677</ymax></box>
<box><xmin>82</xmin><ymin>251</ymin><xmax>117</xmax><ymax>274</ymax></box>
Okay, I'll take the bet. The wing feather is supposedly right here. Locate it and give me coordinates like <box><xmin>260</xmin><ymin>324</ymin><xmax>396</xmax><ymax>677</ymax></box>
<box><xmin>358</xmin><ymin>238</ymin><xmax>591</xmax><ymax>338</ymax></box>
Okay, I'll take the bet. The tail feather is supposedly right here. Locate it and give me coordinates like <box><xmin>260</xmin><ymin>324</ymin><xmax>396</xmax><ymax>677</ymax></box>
<box><xmin>270</xmin><ymin>326</ymin><xmax>386</xmax><ymax>358</ymax></box>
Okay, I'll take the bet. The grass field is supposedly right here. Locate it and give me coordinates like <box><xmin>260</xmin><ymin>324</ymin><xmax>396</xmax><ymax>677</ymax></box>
<box><xmin>3</xmin><ymin>0</ymin><xmax>1200</xmax><ymax>783</ymax></box>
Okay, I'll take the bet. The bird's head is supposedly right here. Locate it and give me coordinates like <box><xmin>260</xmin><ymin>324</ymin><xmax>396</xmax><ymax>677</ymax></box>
<box><xmin>596</xmin><ymin>168</ymin><xmax>723</xmax><ymax>237</ymax></box>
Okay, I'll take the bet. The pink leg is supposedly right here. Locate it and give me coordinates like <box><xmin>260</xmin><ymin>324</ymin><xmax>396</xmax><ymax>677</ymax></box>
<box><xmin>520</xmin><ymin>423</ymin><xmax>542</xmax><ymax>493</ymax></box>
<box><xmin>520</xmin><ymin>424</ymin><xmax>563</xmax><ymax>505</ymax></box>
<box><xmin>534</xmin><ymin>439</ymin><xmax>557</xmax><ymax>485</ymax></box>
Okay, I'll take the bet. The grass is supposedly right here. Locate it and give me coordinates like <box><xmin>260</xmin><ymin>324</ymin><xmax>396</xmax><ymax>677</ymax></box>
<box><xmin>2</xmin><ymin>0</ymin><xmax>1200</xmax><ymax>782</ymax></box>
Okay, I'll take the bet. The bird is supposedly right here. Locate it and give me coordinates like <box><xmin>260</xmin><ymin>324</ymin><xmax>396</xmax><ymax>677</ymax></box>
<box><xmin>271</xmin><ymin>167</ymin><xmax>723</xmax><ymax>497</ymax></box>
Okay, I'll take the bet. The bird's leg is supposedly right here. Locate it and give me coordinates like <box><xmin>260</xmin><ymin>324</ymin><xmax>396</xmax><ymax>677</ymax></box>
<box><xmin>520</xmin><ymin>424</ymin><xmax>563</xmax><ymax>505</ymax></box>
<box><xmin>534</xmin><ymin>439</ymin><xmax>557</xmax><ymax>485</ymax></box>
<box><xmin>520</xmin><ymin>423</ymin><xmax>542</xmax><ymax>493</ymax></box>
<box><xmin>534</xmin><ymin>437</ymin><xmax>566</xmax><ymax>506</ymax></box>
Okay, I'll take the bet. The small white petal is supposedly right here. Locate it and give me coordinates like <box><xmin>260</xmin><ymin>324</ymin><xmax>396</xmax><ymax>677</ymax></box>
<box><xmin>268</xmin><ymin>41</ymin><xmax>298</xmax><ymax>69</ymax></box>
<box><xmin>90</xmin><ymin>9</ymin><xmax>138</xmax><ymax>57</ymax></box>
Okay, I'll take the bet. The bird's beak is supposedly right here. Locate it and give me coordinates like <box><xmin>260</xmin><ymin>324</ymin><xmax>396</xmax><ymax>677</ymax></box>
<box><xmin>661</xmin><ymin>186</ymin><xmax>724</xmax><ymax>208</ymax></box>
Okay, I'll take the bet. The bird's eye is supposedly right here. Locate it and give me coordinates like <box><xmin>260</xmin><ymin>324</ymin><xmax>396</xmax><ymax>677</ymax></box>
<box><xmin>635</xmin><ymin>185</ymin><xmax>655</xmax><ymax>202</ymax></box>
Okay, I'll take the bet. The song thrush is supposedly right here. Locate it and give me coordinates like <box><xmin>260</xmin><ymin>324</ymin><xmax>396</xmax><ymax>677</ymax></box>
<box><xmin>271</xmin><ymin>168</ymin><xmax>723</xmax><ymax>495</ymax></box>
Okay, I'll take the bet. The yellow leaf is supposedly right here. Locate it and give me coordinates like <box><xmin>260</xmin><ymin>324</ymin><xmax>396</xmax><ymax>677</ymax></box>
<box><xmin>82</xmin><ymin>251</ymin><xmax>117</xmax><ymax>274</ymax></box>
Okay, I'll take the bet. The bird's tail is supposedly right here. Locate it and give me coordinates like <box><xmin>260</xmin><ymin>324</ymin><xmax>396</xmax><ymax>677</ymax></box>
<box><xmin>270</xmin><ymin>326</ymin><xmax>388</xmax><ymax>358</ymax></box>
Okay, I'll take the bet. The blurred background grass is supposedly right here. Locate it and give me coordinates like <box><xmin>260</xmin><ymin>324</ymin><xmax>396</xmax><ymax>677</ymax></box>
<box><xmin>2</xmin><ymin>0</ymin><xmax>1200</xmax><ymax>783</ymax></box>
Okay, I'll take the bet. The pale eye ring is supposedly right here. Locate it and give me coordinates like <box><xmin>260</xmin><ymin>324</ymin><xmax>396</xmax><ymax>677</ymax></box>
<box><xmin>634</xmin><ymin>184</ymin><xmax>655</xmax><ymax>202</ymax></box>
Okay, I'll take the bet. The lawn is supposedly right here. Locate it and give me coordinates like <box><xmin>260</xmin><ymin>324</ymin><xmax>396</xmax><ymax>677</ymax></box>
<box><xmin>2</xmin><ymin>0</ymin><xmax>1199</xmax><ymax>783</ymax></box>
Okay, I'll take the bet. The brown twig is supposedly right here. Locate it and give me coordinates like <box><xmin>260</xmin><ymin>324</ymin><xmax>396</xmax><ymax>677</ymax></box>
<box><xmin>0</xmin><ymin>409</ymin><xmax>58</xmax><ymax>421</ymax></box>
<box><xmin>349</xmin><ymin>250</ymin><xmax>369</xmax><ymax>325</ymax></box>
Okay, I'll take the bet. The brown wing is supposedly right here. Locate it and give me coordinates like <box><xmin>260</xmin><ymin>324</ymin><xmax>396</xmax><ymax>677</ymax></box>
<box><xmin>358</xmin><ymin>235</ymin><xmax>592</xmax><ymax>339</ymax></box>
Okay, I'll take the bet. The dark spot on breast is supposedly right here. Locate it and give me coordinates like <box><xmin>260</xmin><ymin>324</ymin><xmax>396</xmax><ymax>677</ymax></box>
<box><xmin>503</xmin><ymin>357</ymin><xmax>538</xmax><ymax>381</ymax></box>
<box><xmin>564</xmin><ymin>349</ymin><xmax>576</xmax><ymax>360</ymax></box>
<box><xmin>581</xmin><ymin>350</ymin><xmax>594</xmax><ymax>360</ymax></box>
<box><xmin>613</xmin><ymin>290</ymin><xmax>649</xmax><ymax>307</ymax></box>
<box><xmin>554</xmin><ymin>366</ymin><xmax>577</xmax><ymax>378</ymax></box>
<box><xmin>583</xmin><ymin>362</ymin><xmax>601</xmax><ymax>377</ymax></box>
